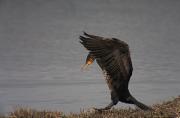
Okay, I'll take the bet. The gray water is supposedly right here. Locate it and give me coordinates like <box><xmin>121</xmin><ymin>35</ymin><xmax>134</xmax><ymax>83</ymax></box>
<box><xmin>0</xmin><ymin>0</ymin><xmax>180</xmax><ymax>114</ymax></box>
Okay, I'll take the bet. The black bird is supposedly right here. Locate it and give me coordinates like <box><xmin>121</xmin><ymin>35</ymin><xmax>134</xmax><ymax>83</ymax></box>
<box><xmin>79</xmin><ymin>32</ymin><xmax>152</xmax><ymax>111</ymax></box>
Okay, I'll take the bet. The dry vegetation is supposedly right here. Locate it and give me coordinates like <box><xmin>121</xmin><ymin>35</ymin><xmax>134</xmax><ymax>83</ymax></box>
<box><xmin>1</xmin><ymin>96</ymin><xmax>180</xmax><ymax>118</ymax></box>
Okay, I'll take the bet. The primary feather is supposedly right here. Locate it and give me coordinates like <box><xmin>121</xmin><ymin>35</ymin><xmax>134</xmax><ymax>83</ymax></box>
<box><xmin>80</xmin><ymin>32</ymin><xmax>132</xmax><ymax>83</ymax></box>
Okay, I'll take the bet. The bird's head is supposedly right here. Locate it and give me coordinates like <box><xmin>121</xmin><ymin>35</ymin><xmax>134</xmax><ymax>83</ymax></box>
<box><xmin>81</xmin><ymin>53</ymin><xmax>95</xmax><ymax>71</ymax></box>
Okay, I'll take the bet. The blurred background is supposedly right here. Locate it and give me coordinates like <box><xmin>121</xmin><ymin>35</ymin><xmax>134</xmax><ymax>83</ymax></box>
<box><xmin>0</xmin><ymin>0</ymin><xmax>180</xmax><ymax>114</ymax></box>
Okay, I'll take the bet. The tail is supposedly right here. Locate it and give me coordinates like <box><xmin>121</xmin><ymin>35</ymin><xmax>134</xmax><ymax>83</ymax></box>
<box><xmin>128</xmin><ymin>95</ymin><xmax>153</xmax><ymax>111</ymax></box>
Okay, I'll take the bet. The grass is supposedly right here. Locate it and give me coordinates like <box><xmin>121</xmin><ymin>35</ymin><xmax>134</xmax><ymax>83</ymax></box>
<box><xmin>1</xmin><ymin>96</ymin><xmax>180</xmax><ymax>118</ymax></box>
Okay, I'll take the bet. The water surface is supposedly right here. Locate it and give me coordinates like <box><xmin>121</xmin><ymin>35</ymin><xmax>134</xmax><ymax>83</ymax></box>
<box><xmin>0</xmin><ymin>0</ymin><xmax>180</xmax><ymax>114</ymax></box>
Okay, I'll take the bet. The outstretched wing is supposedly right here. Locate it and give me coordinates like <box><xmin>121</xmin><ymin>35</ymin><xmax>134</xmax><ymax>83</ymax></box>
<box><xmin>79</xmin><ymin>32</ymin><xmax>133</xmax><ymax>82</ymax></box>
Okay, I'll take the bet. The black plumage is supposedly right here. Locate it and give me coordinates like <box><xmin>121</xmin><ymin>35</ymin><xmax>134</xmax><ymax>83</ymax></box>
<box><xmin>79</xmin><ymin>32</ymin><xmax>152</xmax><ymax>111</ymax></box>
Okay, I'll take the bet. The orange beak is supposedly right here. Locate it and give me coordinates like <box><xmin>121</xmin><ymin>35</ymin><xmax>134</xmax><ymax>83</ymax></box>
<box><xmin>81</xmin><ymin>53</ymin><xmax>95</xmax><ymax>71</ymax></box>
<box><xmin>81</xmin><ymin>60</ymin><xmax>93</xmax><ymax>70</ymax></box>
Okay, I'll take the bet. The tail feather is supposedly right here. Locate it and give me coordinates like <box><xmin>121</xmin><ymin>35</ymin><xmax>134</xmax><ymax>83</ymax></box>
<box><xmin>129</xmin><ymin>95</ymin><xmax>153</xmax><ymax>111</ymax></box>
<box><xmin>134</xmin><ymin>100</ymin><xmax>152</xmax><ymax>111</ymax></box>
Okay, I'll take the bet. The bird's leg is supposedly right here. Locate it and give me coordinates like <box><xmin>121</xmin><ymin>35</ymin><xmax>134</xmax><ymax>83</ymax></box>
<box><xmin>103</xmin><ymin>99</ymin><xmax>118</xmax><ymax>110</ymax></box>
<box><xmin>93</xmin><ymin>101</ymin><xmax>114</xmax><ymax>111</ymax></box>
<box><xmin>94</xmin><ymin>91</ymin><xmax>119</xmax><ymax>111</ymax></box>
<box><xmin>94</xmin><ymin>99</ymin><xmax>118</xmax><ymax>111</ymax></box>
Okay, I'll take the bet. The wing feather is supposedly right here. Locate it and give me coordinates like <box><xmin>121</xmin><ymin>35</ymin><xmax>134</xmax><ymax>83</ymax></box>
<box><xmin>79</xmin><ymin>32</ymin><xmax>133</xmax><ymax>82</ymax></box>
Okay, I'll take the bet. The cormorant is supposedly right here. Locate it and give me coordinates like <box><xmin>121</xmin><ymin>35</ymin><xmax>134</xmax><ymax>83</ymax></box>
<box><xmin>79</xmin><ymin>32</ymin><xmax>152</xmax><ymax>111</ymax></box>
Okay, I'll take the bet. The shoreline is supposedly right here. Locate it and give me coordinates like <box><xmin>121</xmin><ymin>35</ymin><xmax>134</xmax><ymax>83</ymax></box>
<box><xmin>1</xmin><ymin>96</ymin><xmax>180</xmax><ymax>118</ymax></box>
